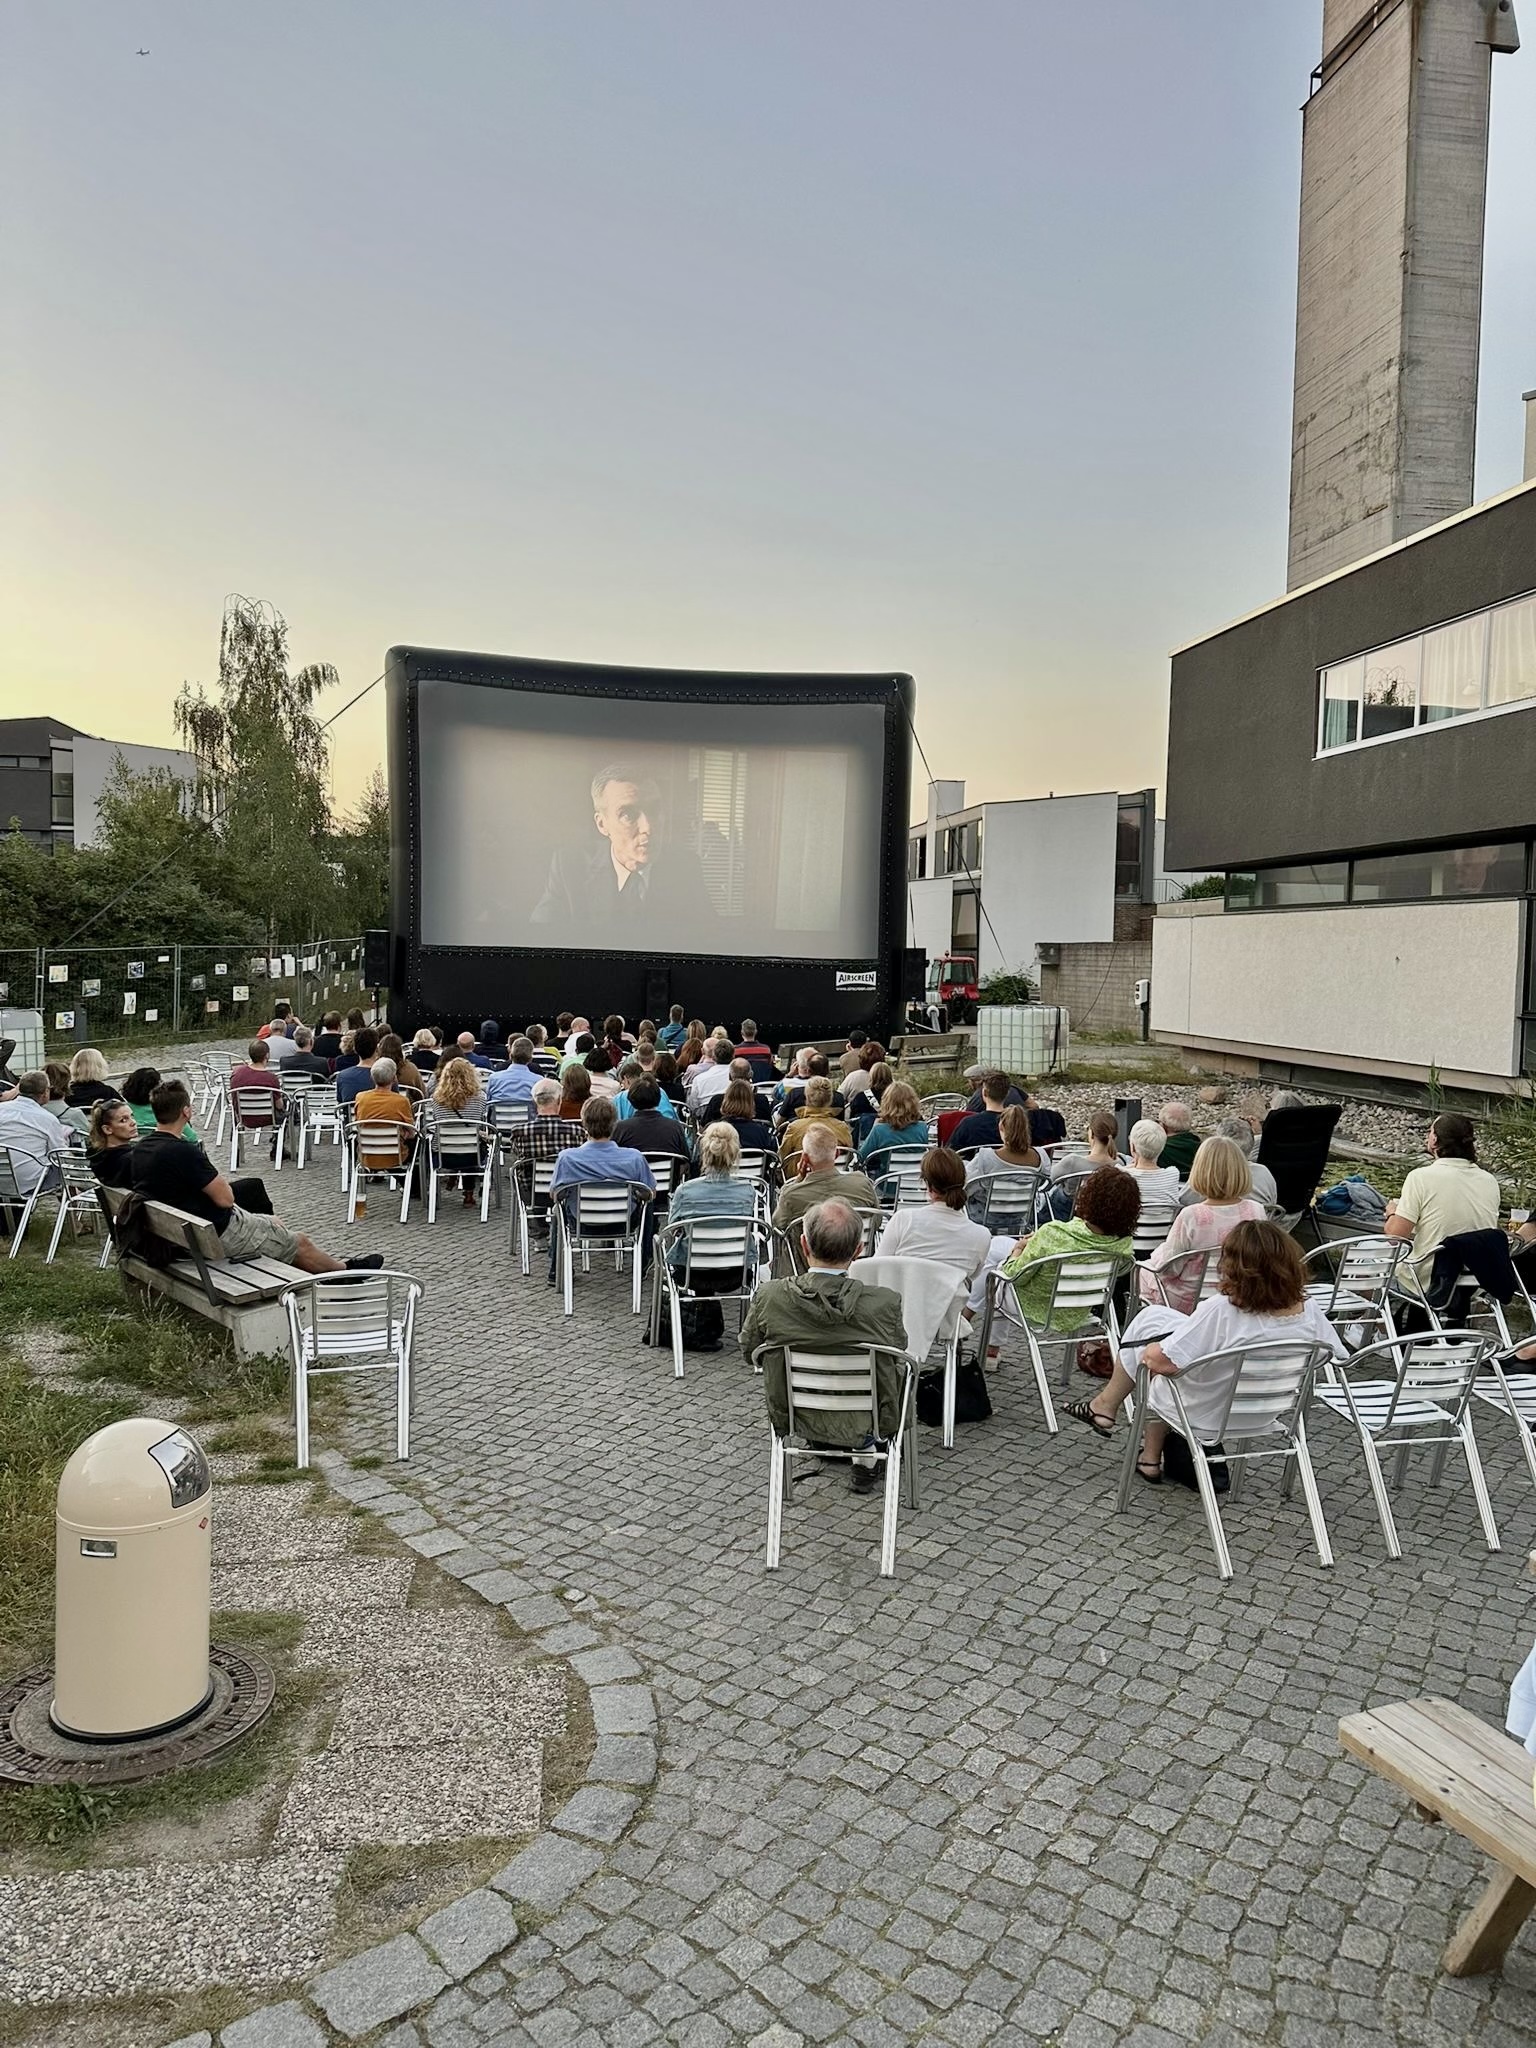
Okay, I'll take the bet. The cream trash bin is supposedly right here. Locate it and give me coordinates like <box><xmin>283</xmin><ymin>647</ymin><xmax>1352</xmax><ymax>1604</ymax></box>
<box><xmin>52</xmin><ymin>1419</ymin><xmax>213</xmax><ymax>1740</ymax></box>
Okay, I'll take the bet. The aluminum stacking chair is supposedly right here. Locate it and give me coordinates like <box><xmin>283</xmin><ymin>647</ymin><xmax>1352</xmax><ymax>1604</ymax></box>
<box><xmin>1302</xmin><ymin>1234</ymin><xmax>1414</xmax><ymax>1348</ymax></box>
<box><xmin>1114</xmin><ymin>1337</ymin><xmax>1335</xmax><ymax>1580</ymax></box>
<box><xmin>295</xmin><ymin>1081</ymin><xmax>343</xmax><ymax>1169</ymax></box>
<box><xmin>1470</xmin><ymin>1349</ymin><xmax>1536</xmax><ymax>1498</ymax></box>
<box><xmin>421</xmin><ymin>1109</ymin><xmax>494</xmax><ymax>1222</ymax></box>
<box><xmin>486</xmin><ymin>1101</ymin><xmax>535</xmax><ymax>1211</ymax></box>
<box><xmin>346</xmin><ymin>1116</ymin><xmax>419</xmax><ymax>1224</ymax></box>
<box><xmin>923</xmin><ymin>1093</ymin><xmax>966</xmax><ymax>1114</ymax></box>
<box><xmin>41</xmin><ymin>1153</ymin><xmax>106</xmax><ymax>1264</ymax></box>
<box><xmin>771</xmin><ymin>1206</ymin><xmax>882</xmax><ymax>1277</ymax></box>
<box><xmin>229</xmin><ymin>1085</ymin><xmax>286</xmax><ymax>1172</ymax></box>
<box><xmin>1130</xmin><ymin>1193</ymin><xmax>1180</xmax><ymax>1262</ymax></box>
<box><xmin>281</xmin><ymin>1270</ymin><xmax>422</xmax><ymax>1468</ymax></box>
<box><xmin>975</xmin><ymin>1248</ymin><xmax>1131</xmax><ymax>1432</ymax></box>
<box><xmin>1311</xmin><ymin>1331</ymin><xmax>1499</xmax><ymax>1557</ymax></box>
<box><xmin>649</xmin><ymin>1213</ymin><xmax>769</xmax><ymax>1378</ymax></box>
<box><xmin>1</xmin><ymin>1146</ymin><xmax>53</xmax><ymax>1257</ymax></box>
<box><xmin>965</xmin><ymin>1167</ymin><xmax>1041</xmax><ymax>1235</ymax></box>
<box><xmin>508</xmin><ymin>1120</ymin><xmax>585</xmax><ymax>1273</ymax></box>
<box><xmin>875</xmin><ymin>1151</ymin><xmax>929</xmax><ymax>1211</ymax></box>
<box><xmin>642</xmin><ymin>1154</ymin><xmax>688</xmax><ymax>1214</ymax></box>
<box><xmin>852</xmin><ymin>1254</ymin><xmax>971</xmax><ymax>1448</ymax></box>
<box><xmin>756</xmin><ymin>1342</ymin><xmax>916</xmax><ymax>1578</ymax></box>
<box><xmin>204</xmin><ymin>1050</ymin><xmax>234</xmax><ymax>1141</ymax></box>
<box><xmin>553</xmin><ymin>1181</ymin><xmax>652</xmax><ymax>1318</ymax></box>
<box><xmin>1137</xmin><ymin>1246</ymin><xmax>1219</xmax><ymax>1313</ymax></box>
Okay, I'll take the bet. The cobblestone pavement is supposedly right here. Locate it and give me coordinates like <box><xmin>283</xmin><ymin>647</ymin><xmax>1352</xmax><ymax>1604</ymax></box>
<box><xmin>219</xmin><ymin>1140</ymin><xmax>1536</xmax><ymax>2046</ymax></box>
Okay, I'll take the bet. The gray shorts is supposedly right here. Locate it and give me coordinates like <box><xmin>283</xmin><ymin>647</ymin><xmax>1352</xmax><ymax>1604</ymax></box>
<box><xmin>221</xmin><ymin>1206</ymin><xmax>302</xmax><ymax>1264</ymax></box>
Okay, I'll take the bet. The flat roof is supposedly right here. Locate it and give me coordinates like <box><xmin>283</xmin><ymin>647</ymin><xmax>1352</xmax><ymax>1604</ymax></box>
<box><xmin>1169</xmin><ymin>473</ymin><xmax>1536</xmax><ymax>658</ymax></box>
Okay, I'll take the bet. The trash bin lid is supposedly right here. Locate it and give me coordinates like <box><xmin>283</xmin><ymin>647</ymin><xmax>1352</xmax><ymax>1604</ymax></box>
<box><xmin>57</xmin><ymin>1418</ymin><xmax>211</xmax><ymax>1528</ymax></box>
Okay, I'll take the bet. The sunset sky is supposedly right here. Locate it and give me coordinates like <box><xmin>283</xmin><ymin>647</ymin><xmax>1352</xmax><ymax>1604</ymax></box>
<box><xmin>5</xmin><ymin>3</ymin><xmax>1533</xmax><ymax>822</ymax></box>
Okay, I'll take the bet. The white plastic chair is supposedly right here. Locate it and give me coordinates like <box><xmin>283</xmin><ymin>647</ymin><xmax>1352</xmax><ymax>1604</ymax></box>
<box><xmin>756</xmin><ymin>1342</ymin><xmax>916</xmax><ymax>1578</ymax></box>
<box><xmin>1312</xmin><ymin>1331</ymin><xmax>1499</xmax><ymax>1557</ymax></box>
<box><xmin>976</xmin><ymin>1248</ymin><xmax>1130</xmax><ymax>1432</ymax></box>
<box><xmin>507</xmin><ymin>1122</ymin><xmax>585</xmax><ymax>1273</ymax></box>
<box><xmin>553</xmin><ymin>1180</ymin><xmax>652</xmax><ymax>1317</ymax></box>
<box><xmin>281</xmin><ymin>1270</ymin><xmax>422</xmax><ymax>1468</ymax></box>
<box><xmin>851</xmin><ymin>1254</ymin><xmax>971</xmax><ymax>1448</ymax></box>
<box><xmin>650</xmin><ymin>1212</ymin><xmax>768</xmax><ymax>1378</ymax></box>
<box><xmin>1115</xmin><ymin>1336</ymin><xmax>1335</xmax><ymax>1580</ymax></box>
<box><xmin>204</xmin><ymin>1050</ymin><xmax>234</xmax><ymax>1139</ymax></box>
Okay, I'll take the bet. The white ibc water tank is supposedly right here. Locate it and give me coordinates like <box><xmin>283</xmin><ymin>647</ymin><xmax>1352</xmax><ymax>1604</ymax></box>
<box><xmin>0</xmin><ymin>1009</ymin><xmax>46</xmax><ymax>1073</ymax></box>
<box><xmin>976</xmin><ymin>1005</ymin><xmax>1071</xmax><ymax>1077</ymax></box>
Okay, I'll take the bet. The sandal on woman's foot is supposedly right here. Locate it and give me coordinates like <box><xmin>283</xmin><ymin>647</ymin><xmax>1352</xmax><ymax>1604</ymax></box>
<box><xmin>1063</xmin><ymin>1399</ymin><xmax>1114</xmax><ymax>1438</ymax></box>
<box><xmin>1135</xmin><ymin>1459</ymin><xmax>1163</xmax><ymax>1485</ymax></box>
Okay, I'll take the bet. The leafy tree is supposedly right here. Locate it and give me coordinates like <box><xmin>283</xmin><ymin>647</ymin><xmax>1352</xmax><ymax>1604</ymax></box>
<box><xmin>175</xmin><ymin>596</ymin><xmax>341</xmax><ymax>941</ymax></box>
<box><xmin>978</xmin><ymin>968</ymin><xmax>1039</xmax><ymax>1005</ymax></box>
<box><xmin>1181</xmin><ymin>874</ymin><xmax>1227</xmax><ymax>900</ymax></box>
<box><xmin>328</xmin><ymin>768</ymin><xmax>390</xmax><ymax>934</ymax></box>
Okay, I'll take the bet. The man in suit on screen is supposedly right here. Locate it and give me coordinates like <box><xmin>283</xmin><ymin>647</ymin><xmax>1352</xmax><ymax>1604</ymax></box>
<box><xmin>530</xmin><ymin>762</ymin><xmax>717</xmax><ymax>941</ymax></box>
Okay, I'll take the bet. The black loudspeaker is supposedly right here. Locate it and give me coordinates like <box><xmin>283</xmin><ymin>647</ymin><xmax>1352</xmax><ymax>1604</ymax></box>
<box><xmin>643</xmin><ymin>968</ymin><xmax>670</xmax><ymax>1021</ymax></box>
<box><xmin>363</xmin><ymin>930</ymin><xmax>391</xmax><ymax>987</ymax></box>
<box><xmin>902</xmin><ymin>948</ymin><xmax>927</xmax><ymax>1002</ymax></box>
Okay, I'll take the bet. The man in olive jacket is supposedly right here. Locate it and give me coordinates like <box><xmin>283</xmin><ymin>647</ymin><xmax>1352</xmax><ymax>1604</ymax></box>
<box><xmin>740</xmin><ymin>1197</ymin><xmax>908</xmax><ymax>1492</ymax></box>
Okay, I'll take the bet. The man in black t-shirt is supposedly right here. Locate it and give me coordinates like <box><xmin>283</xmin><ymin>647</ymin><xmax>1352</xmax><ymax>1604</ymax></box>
<box><xmin>130</xmin><ymin>1081</ymin><xmax>379</xmax><ymax>1273</ymax></box>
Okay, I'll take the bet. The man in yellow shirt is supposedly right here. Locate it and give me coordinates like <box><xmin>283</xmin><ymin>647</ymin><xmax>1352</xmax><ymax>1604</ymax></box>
<box><xmin>1385</xmin><ymin>1113</ymin><xmax>1501</xmax><ymax>1285</ymax></box>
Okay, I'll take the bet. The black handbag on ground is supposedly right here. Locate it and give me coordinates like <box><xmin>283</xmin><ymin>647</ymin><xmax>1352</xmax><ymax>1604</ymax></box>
<box><xmin>916</xmin><ymin>1359</ymin><xmax>992</xmax><ymax>1426</ymax></box>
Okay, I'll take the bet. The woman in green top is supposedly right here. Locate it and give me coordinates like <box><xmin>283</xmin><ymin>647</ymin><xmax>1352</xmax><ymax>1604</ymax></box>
<box><xmin>122</xmin><ymin>1067</ymin><xmax>200</xmax><ymax>1144</ymax></box>
<box><xmin>999</xmin><ymin>1165</ymin><xmax>1140</xmax><ymax>1329</ymax></box>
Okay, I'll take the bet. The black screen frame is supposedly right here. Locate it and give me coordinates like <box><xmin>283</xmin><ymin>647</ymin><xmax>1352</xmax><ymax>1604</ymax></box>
<box><xmin>386</xmin><ymin>646</ymin><xmax>914</xmax><ymax>1042</ymax></box>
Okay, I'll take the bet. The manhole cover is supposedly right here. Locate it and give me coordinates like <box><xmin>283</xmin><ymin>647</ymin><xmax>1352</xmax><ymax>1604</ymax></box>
<box><xmin>0</xmin><ymin>1644</ymin><xmax>276</xmax><ymax>1786</ymax></box>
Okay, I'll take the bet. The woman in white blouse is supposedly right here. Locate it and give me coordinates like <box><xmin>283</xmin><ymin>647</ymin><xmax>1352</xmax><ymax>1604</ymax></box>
<box><xmin>876</xmin><ymin>1147</ymin><xmax>993</xmax><ymax>1284</ymax></box>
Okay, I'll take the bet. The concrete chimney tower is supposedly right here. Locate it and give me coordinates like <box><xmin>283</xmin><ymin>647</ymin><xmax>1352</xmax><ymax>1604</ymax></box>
<box><xmin>1286</xmin><ymin>0</ymin><xmax>1520</xmax><ymax>589</ymax></box>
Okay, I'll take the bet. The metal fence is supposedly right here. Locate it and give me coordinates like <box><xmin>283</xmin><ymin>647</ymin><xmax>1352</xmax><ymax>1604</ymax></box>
<box><xmin>0</xmin><ymin>938</ymin><xmax>371</xmax><ymax>1055</ymax></box>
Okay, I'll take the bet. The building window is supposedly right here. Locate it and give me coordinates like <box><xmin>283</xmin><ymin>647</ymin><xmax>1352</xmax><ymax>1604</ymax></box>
<box><xmin>935</xmin><ymin>819</ymin><xmax>980</xmax><ymax>877</ymax></box>
<box><xmin>1351</xmin><ymin>840</ymin><xmax>1527</xmax><ymax>903</ymax></box>
<box><xmin>951</xmin><ymin>886</ymin><xmax>979</xmax><ymax>952</ymax></box>
<box><xmin>1226</xmin><ymin>863</ymin><xmax>1348</xmax><ymax>909</ymax></box>
<box><xmin>908</xmin><ymin>836</ymin><xmax>927</xmax><ymax>881</ymax></box>
<box><xmin>51</xmin><ymin>771</ymin><xmax>74</xmax><ymax>828</ymax></box>
<box><xmin>1317</xmin><ymin>588</ymin><xmax>1536</xmax><ymax>753</ymax></box>
<box><xmin>1228</xmin><ymin>839</ymin><xmax>1532</xmax><ymax>911</ymax></box>
<box><xmin>1115</xmin><ymin>799</ymin><xmax>1146</xmax><ymax>898</ymax></box>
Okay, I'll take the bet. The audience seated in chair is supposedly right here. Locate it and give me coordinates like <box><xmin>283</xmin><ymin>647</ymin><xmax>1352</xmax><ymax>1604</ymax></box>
<box><xmin>876</xmin><ymin>1147</ymin><xmax>992</xmax><ymax>1284</ymax></box>
<box><xmin>336</xmin><ymin>1030</ymin><xmax>381</xmax><ymax>1102</ymax></box>
<box><xmin>0</xmin><ymin>1071</ymin><xmax>71</xmax><ymax>1197</ymax></box>
<box><xmin>740</xmin><ymin>1197</ymin><xmax>909</xmax><ymax>1494</ymax></box>
<box><xmin>229</xmin><ymin>1038</ymin><xmax>283</xmax><ymax>1098</ymax></box>
<box><xmin>353</xmin><ymin>1058</ymin><xmax>416</xmax><ymax>1169</ymax></box>
<box><xmin>1157</xmin><ymin>1100</ymin><xmax>1200</xmax><ymax>1182</ymax></box>
<box><xmin>1126</xmin><ymin>1119</ymin><xmax>1180</xmax><ymax>1202</ymax></box>
<box><xmin>65</xmin><ymin>1047</ymin><xmax>121</xmax><ymax>1112</ymax></box>
<box><xmin>127</xmin><ymin>1079</ymin><xmax>379</xmax><ymax>1274</ymax></box>
<box><xmin>1180</xmin><ymin>1117</ymin><xmax>1277</xmax><ymax>1210</ymax></box>
<box><xmin>615</xmin><ymin>1077</ymin><xmax>693</xmax><ymax>1171</ymax></box>
<box><xmin>967</xmin><ymin>1164</ymin><xmax>1139</xmax><ymax>1331</ymax></box>
<box><xmin>1140</xmin><ymin>1136</ymin><xmax>1266</xmax><ymax>1311</ymax></box>
<box><xmin>547</xmin><ymin>1096</ymin><xmax>656</xmax><ymax>1282</ymax></box>
<box><xmin>779</xmin><ymin>1077</ymin><xmax>853</xmax><ymax>1166</ymax></box>
<box><xmin>1385</xmin><ymin>1112</ymin><xmax>1502</xmax><ymax>1292</ymax></box>
<box><xmin>772</xmin><ymin>1123</ymin><xmax>880</xmax><ymax>1234</ymax></box>
<box><xmin>856</xmin><ymin>1081</ymin><xmax>929</xmax><ymax>1175</ymax></box>
<box><xmin>1064</xmin><ymin>1219</ymin><xmax>1344</xmax><ymax>1487</ymax></box>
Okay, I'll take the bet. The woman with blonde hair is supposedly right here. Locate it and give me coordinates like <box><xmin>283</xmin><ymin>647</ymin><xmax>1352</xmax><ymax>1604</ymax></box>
<box><xmin>1138</xmin><ymin>1134</ymin><xmax>1265</xmax><ymax>1314</ymax></box>
<box><xmin>855</xmin><ymin>1079</ymin><xmax>929</xmax><ymax>1175</ymax></box>
<box><xmin>65</xmin><ymin>1047</ymin><xmax>120</xmax><ymax>1111</ymax></box>
<box><xmin>427</xmin><ymin>1055</ymin><xmax>487</xmax><ymax>1205</ymax></box>
<box><xmin>664</xmin><ymin>1120</ymin><xmax>758</xmax><ymax>1282</ymax></box>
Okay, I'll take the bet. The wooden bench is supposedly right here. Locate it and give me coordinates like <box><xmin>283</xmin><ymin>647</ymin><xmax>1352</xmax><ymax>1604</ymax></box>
<box><xmin>99</xmin><ymin>1187</ymin><xmax>306</xmax><ymax>1360</ymax></box>
<box><xmin>1340</xmin><ymin>1696</ymin><xmax>1536</xmax><ymax>1975</ymax></box>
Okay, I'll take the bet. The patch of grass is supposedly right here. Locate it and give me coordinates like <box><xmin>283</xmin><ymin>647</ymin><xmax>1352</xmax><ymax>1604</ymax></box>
<box><xmin>334</xmin><ymin>1839</ymin><xmax>515</xmax><ymax>1951</ymax></box>
<box><xmin>0</xmin><ymin>1359</ymin><xmax>134</xmax><ymax>1674</ymax></box>
<box><xmin>350</xmin><ymin>1452</ymin><xmax>385</xmax><ymax>1469</ymax></box>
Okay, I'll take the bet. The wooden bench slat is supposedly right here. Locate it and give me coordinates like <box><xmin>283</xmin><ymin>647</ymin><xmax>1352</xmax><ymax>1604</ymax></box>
<box><xmin>1413</xmin><ymin>1698</ymin><xmax>1534</xmax><ymax>1779</ymax></box>
<box><xmin>1340</xmin><ymin>1702</ymin><xmax>1536</xmax><ymax>1887</ymax></box>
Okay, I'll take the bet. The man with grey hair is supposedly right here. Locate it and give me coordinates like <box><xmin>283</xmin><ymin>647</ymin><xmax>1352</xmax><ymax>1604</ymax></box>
<box><xmin>530</xmin><ymin>763</ymin><xmax>715</xmax><ymax>937</ymax></box>
<box><xmin>531</xmin><ymin>1077</ymin><xmax>563</xmax><ymax>1116</ymax></box>
<box><xmin>739</xmin><ymin>1197</ymin><xmax>908</xmax><ymax>1493</ymax></box>
<box><xmin>772</xmin><ymin>1121</ymin><xmax>880</xmax><ymax>1236</ymax></box>
<box><xmin>1158</xmin><ymin>1099</ymin><xmax>1200</xmax><ymax>1182</ymax></box>
<box><xmin>0</xmin><ymin>1070</ymin><xmax>70</xmax><ymax>1195</ymax></box>
<box><xmin>353</xmin><ymin>1057</ymin><xmax>415</xmax><ymax>1171</ymax></box>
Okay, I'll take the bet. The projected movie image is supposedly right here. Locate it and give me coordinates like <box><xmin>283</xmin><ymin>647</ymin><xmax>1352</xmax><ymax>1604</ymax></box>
<box><xmin>417</xmin><ymin>681</ymin><xmax>885</xmax><ymax>960</ymax></box>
